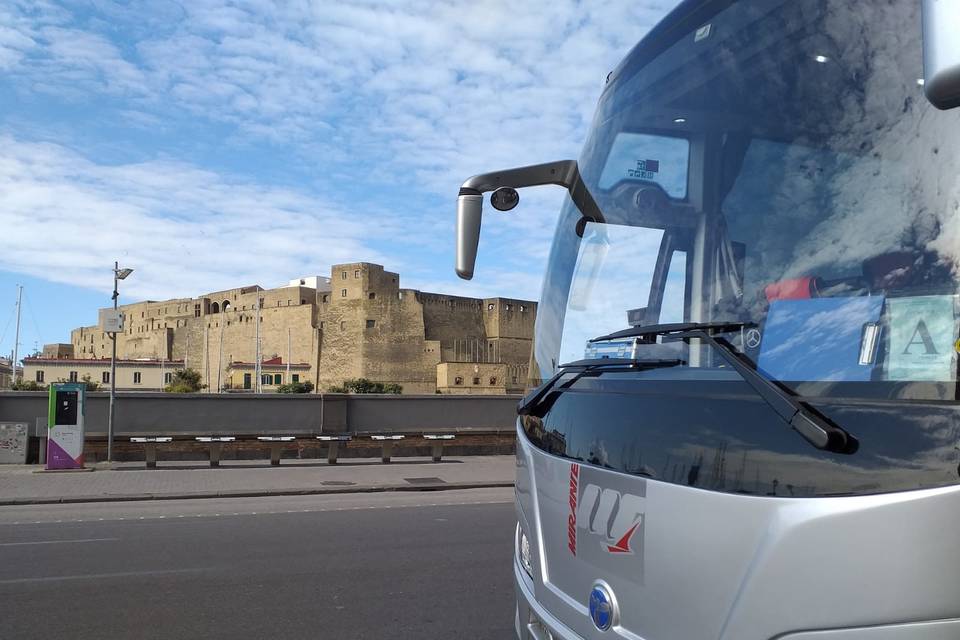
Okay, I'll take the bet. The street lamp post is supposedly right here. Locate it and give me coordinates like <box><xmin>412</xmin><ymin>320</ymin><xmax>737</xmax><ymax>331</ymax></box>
<box><xmin>107</xmin><ymin>262</ymin><xmax>133</xmax><ymax>463</ymax></box>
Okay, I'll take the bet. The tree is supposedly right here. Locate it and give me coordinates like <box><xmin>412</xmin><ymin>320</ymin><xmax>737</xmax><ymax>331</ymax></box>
<box><xmin>165</xmin><ymin>368</ymin><xmax>205</xmax><ymax>393</ymax></box>
<box><xmin>328</xmin><ymin>378</ymin><xmax>402</xmax><ymax>394</ymax></box>
<box><xmin>276</xmin><ymin>380</ymin><xmax>314</xmax><ymax>394</ymax></box>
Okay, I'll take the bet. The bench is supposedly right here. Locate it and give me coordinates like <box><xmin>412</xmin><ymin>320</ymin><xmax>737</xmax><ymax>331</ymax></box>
<box><xmin>369</xmin><ymin>435</ymin><xmax>405</xmax><ymax>463</ymax></box>
<box><xmin>256</xmin><ymin>436</ymin><xmax>297</xmax><ymax>465</ymax></box>
<box><xmin>423</xmin><ymin>434</ymin><xmax>456</xmax><ymax>462</ymax></box>
<box><xmin>195</xmin><ymin>436</ymin><xmax>235</xmax><ymax>467</ymax></box>
<box><xmin>130</xmin><ymin>437</ymin><xmax>173</xmax><ymax>469</ymax></box>
<box><xmin>316</xmin><ymin>435</ymin><xmax>353</xmax><ymax>464</ymax></box>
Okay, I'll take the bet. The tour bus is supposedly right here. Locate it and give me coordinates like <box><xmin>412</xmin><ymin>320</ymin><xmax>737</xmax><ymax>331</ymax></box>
<box><xmin>455</xmin><ymin>1</ymin><xmax>960</xmax><ymax>638</ymax></box>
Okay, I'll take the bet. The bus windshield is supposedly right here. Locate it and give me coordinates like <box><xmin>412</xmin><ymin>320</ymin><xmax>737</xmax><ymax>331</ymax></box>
<box><xmin>535</xmin><ymin>0</ymin><xmax>960</xmax><ymax>403</ymax></box>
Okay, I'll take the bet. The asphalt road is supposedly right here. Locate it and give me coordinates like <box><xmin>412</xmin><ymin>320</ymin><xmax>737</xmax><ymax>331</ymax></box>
<box><xmin>0</xmin><ymin>488</ymin><xmax>517</xmax><ymax>639</ymax></box>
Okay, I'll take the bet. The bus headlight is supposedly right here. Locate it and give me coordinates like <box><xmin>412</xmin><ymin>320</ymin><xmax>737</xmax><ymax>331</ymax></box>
<box><xmin>518</xmin><ymin>524</ymin><xmax>534</xmax><ymax>578</ymax></box>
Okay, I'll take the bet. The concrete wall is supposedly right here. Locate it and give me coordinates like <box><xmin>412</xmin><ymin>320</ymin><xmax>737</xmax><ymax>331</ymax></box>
<box><xmin>0</xmin><ymin>391</ymin><xmax>520</xmax><ymax>437</ymax></box>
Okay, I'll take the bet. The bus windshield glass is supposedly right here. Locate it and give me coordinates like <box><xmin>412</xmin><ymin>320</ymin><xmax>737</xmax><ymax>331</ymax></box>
<box><xmin>535</xmin><ymin>0</ymin><xmax>960</xmax><ymax>403</ymax></box>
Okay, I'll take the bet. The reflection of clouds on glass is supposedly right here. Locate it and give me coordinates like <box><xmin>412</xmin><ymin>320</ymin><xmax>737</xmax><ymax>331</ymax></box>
<box><xmin>759</xmin><ymin>297</ymin><xmax>883</xmax><ymax>381</ymax></box>
<box><xmin>598</xmin><ymin>133</ymin><xmax>689</xmax><ymax>198</ymax></box>
<box><xmin>559</xmin><ymin>222</ymin><xmax>664</xmax><ymax>364</ymax></box>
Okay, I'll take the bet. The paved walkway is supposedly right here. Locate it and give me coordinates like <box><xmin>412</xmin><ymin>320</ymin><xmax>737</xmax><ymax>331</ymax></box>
<box><xmin>0</xmin><ymin>456</ymin><xmax>515</xmax><ymax>505</ymax></box>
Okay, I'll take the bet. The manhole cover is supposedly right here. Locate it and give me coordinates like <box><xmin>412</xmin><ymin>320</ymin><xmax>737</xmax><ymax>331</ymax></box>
<box><xmin>321</xmin><ymin>481</ymin><xmax>356</xmax><ymax>486</ymax></box>
<box><xmin>404</xmin><ymin>477</ymin><xmax>445</xmax><ymax>485</ymax></box>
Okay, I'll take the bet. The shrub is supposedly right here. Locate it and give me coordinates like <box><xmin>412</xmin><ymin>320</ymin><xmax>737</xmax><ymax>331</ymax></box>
<box><xmin>165</xmin><ymin>368</ymin><xmax>204</xmax><ymax>393</ymax></box>
<box><xmin>328</xmin><ymin>378</ymin><xmax>402</xmax><ymax>394</ymax></box>
<box><xmin>276</xmin><ymin>381</ymin><xmax>314</xmax><ymax>394</ymax></box>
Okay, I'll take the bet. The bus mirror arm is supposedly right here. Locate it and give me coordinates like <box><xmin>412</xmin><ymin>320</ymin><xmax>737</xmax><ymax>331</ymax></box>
<box><xmin>455</xmin><ymin>160</ymin><xmax>604</xmax><ymax>280</ymax></box>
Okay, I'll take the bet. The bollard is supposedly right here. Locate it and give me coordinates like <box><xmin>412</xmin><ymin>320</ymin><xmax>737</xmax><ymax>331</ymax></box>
<box><xmin>370</xmin><ymin>435</ymin><xmax>405</xmax><ymax>463</ymax></box>
<box><xmin>317</xmin><ymin>435</ymin><xmax>352</xmax><ymax>464</ymax></box>
<box><xmin>144</xmin><ymin>442</ymin><xmax>157</xmax><ymax>469</ymax></box>
<box><xmin>196</xmin><ymin>437</ymin><xmax>235</xmax><ymax>467</ymax></box>
<box><xmin>257</xmin><ymin>436</ymin><xmax>296</xmax><ymax>466</ymax></box>
<box><xmin>131</xmin><ymin>437</ymin><xmax>172</xmax><ymax>469</ymax></box>
<box><xmin>424</xmin><ymin>434</ymin><xmax>456</xmax><ymax>462</ymax></box>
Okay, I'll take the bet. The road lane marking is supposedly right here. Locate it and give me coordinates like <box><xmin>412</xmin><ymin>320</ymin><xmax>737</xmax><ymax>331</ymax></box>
<box><xmin>0</xmin><ymin>568</ymin><xmax>210</xmax><ymax>585</ymax></box>
<box><xmin>0</xmin><ymin>498</ymin><xmax>514</xmax><ymax>526</ymax></box>
<box><xmin>0</xmin><ymin>537</ymin><xmax>119</xmax><ymax>547</ymax></box>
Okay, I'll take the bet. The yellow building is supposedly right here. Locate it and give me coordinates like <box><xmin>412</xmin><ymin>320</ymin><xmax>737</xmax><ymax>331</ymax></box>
<box><xmin>22</xmin><ymin>357</ymin><xmax>184</xmax><ymax>391</ymax></box>
<box><xmin>225</xmin><ymin>357</ymin><xmax>311</xmax><ymax>391</ymax></box>
<box><xmin>57</xmin><ymin>262</ymin><xmax>536</xmax><ymax>394</ymax></box>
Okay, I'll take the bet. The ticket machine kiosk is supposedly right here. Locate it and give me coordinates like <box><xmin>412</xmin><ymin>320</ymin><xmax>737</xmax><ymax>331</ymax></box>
<box><xmin>46</xmin><ymin>382</ymin><xmax>86</xmax><ymax>470</ymax></box>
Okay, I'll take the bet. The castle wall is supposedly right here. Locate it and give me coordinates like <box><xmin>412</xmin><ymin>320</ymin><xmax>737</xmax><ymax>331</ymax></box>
<box><xmin>60</xmin><ymin>262</ymin><xmax>536</xmax><ymax>394</ymax></box>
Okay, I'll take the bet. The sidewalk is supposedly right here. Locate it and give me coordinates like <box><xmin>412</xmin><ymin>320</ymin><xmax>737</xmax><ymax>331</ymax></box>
<box><xmin>0</xmin><ymin>456</ymin><xmax>516</xmax><ymax>505</ymax></box>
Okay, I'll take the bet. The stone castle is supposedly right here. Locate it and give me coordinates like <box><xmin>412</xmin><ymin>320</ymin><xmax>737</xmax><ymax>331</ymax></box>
<box><xmin>37</xmin><ymin>262</ymin><xmax>536</xmax><ymax>394</ymax></box>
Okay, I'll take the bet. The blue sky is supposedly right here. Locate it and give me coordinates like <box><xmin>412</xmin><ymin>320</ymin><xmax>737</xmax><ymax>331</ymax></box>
<box><xmin>0</xmin><ymin>0</ymin><xmax>672</xmax><ymax>359</ymax></box>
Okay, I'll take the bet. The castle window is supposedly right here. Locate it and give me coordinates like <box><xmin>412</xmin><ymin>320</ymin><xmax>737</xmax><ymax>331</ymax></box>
<box><xmin>301</xmin><ymin>299</ymin><xmax>306</xmax><ymax>305</ymax></box>
<box><xmin>211</xmin><ymin>302</ymin><xmax>220</xmax><ymax>314</ymax></box>
<box><xmin>487</xmin><ymin>303</ymin><xmax>495</xmax><ymax>311</ymax></box>
<box><xmin>368</xmin><ymin>292</ymin><xmax>376</xmax><ymax>300</ymax></box>
<box><xmin>133</xmin><ymin>372</ymin><xmax>141</xmax><ymax>384</ymax></box>
<box><xmin>472</xmin><ymin>377</ymin><xmax>481</xmax><ymax>385</ymax></box>
<box><xmin>341</xmin><ymin>271</ymin><xmax>347</xmax><ymax>280</ymax></box>
<box><xmin>102</xmin><ymin>371</ymin><xmax>109</xmax><ymax>383</ymax></box>
<box><xmin>322</xmin><ymin>294</ymin><xmax>329</xmax><ymax>303</ymax></box>
<box><xmin>520</xmin><ymin>305</ymin><xmax>527</xmax><ymax>312</ymax></box>
<box><xmin>340</xmin><ymin>321</ymin><xmax>346</xmax><ymax>330</ymax></box>
<box><xmin>505</xmin><ymin>304</ymin><xmax>512</xmax><ymax>311</ymax></box>
<box><xmin>354</xmin><ymin>269</ymin><xmax>360</xmax><ymax>278</ymax></box>
<box><xmin>454</xmin><ymin>376</ymin><xmax>463</xmax><ymax>385</ymax></box>
<box><xmin>194</xmin><ymin>304</ymin><xmax>201</xmax><ymax>318</ymax></box>
<box><xmin>366</xmin><ymin>319</ymin><xmax>375</xmax><ymax>329</ymax></box>
<box><xmin>489</xmin><ymin>377</ymin><xmax>497</xmax><ymax>385</ymax></box>
<box><xmin>341</xmin><ymin>289</ymin><xmax>347</xmax><ymax>297</ymax></box>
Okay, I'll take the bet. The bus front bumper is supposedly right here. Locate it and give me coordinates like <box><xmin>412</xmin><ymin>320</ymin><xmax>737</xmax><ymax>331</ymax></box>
<box><xmin>514</xmin><ymin>557</ymin><xmax>582</xmax><ymax>640</ymax></box>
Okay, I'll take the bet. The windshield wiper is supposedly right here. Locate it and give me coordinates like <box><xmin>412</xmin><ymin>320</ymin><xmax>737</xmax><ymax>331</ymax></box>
<box><xmin>518</xmin><ymin>358</ymin><xmax>684</xmax><ymax>417</ymax></box>
<box><xmin>586</xmin><ymin>322</ymin><xmax>859</xmax><ymax>455</ymax></box>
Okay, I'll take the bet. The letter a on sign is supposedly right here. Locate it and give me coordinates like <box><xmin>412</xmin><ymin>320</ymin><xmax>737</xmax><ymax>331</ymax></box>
<box><xmin>903</xmin><ymin>320</ymin><xmax>938</xmax><ymax>355</ymax></box>
<box><xmin>887</xmin><ymin>296</ymin><xmax>956</xmax><ymax>381</ymax></box>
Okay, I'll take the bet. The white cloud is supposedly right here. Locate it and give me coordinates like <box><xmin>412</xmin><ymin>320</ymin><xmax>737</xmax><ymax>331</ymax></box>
<box><xmin>1</xmin><ymin>0</ymin><xmax>674</xmax><ymax>309</ymax></box>
<box><xmin>0</xmin><ymin>135</ymin><xmax>387</xmax><ymax>299</ymax></box>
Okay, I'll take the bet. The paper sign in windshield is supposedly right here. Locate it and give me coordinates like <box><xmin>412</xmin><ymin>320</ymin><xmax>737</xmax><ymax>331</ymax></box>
<box><xmin>759</xmin><ymin>296</ymin><xmax>884</xmax><ymax>381</ymax></box>
<box><xmin>627</xmin><ymin>159</ymin><xmax>660</xmax><ymax>180</ymax></box>
<box><xmin>886</xmin><ymin>295</ymin><xmax>957</xmax><ymax>381</ymax></box>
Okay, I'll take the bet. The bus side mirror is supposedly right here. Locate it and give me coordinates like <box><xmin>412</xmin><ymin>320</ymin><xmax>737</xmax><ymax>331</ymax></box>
<box><xmin>454</xmin><ymin>160</ymin><xmax>604</xmax><ymax>281</ymax></box>
<box><xmin>922</xmin><ymin>0</ymin><xmax>960</xmax><ymax>110</ymax></box>
<box><xmin>456</xmin><ymin>190</ymin><xmax>484</xmax><ymax>280</ymax></box>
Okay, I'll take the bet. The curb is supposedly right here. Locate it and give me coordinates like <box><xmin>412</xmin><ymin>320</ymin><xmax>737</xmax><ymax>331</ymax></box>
<box><xmin>0</xmin><ymin>480</ymin><xmax>515</xmax><ymax>506</ymax></box>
